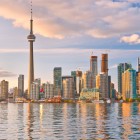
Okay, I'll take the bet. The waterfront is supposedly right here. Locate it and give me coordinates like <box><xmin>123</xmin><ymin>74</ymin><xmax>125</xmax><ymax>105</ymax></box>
<box><xmin>0</xmin><ymin>103</ymin><xmax>140</xmax><ymax>139</ymax></box>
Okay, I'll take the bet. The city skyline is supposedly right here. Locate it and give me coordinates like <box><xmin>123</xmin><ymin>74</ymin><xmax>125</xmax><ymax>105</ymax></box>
<box><xmin>0</xmin><ymin>0</ymin><xmax>140</xmax><ymax>89</ymax></box>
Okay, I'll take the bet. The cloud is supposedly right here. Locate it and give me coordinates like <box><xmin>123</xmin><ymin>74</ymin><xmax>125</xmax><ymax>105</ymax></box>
<box><xmin>109</xmin><ymin>64</ymin><xmax>118</xmax><ymax>69</ymax></box>
<box><xmin>120</xmin><ymin>34</ymin><xmax>140</xmax><ymax>44</ymax></box>
<box><xmin>0</xmin><ymin>48</ymin><xmax>140</xmax><ymax>60</ymax></box>
<box><xmin>0</xmin><ymin>0</ymin><xmax>140</xmax><ymax>39</ymax></box>
<box><xmin>0</xmin><ymin>69</ymin><xmax>17</xmax><ymax>77</ymax></box>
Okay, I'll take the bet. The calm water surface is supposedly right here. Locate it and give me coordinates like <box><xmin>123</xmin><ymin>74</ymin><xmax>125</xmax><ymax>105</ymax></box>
<box><xmin>0</xmin><ymin>103</ymin><xmax>140</xmax><ymax>140</ymax></box>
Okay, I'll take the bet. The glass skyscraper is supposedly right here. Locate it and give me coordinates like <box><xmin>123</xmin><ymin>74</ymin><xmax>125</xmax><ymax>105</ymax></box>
<box><xmin>62</xmin><ymin>76</ymin><xmax>74</xmax><ymax>99</ymax></box>
<box><xmin>90</xmin><ymin>56</ymin><xmax>98</xmax><ymax>88</ymax></box>
<box><xmin>53</xmin><ymin>67</ymin><xmax>62</xmax><ymax>96</ymax></box>
<box><xmin>18</xmin><ymin>75</ymin><xmax>24</xmax><ymax>97</ymax></box>
<box><xmin>118</xmin><ymin>63</ymin><xmax>132</xmax><ymax>94</ymax></box>
<box><xmin>71</xmin><ymin>71</ymin><xmax>76</xmax><ymax>91</ymax></box>
<box><xmin>122</xmin><ymin>68</ymin><xmax>137</xmax><ymax>100</ymax></box>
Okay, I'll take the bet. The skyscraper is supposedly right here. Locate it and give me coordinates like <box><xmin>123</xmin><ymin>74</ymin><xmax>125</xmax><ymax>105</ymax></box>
<box><xmin>13</xmin><ymin>87</ymin><xmax>18</xmax><ymax>100</ymax></box>
<box><xmin>136</xmin><ymin>72</ymin><xmax>140</xmax><ymax>95</ymax></box>
<box><xmin>96</xmin><ymin>74</ymin><xmax>100</xmax><ymax>89</ymax></box>
<box><xmin>44</xmin><ymin>82</ymin><xmax>54</xmax><ymax>99</ymax></box>
<box><xmin>110</xmin><ymin>83</ymin><xmax>116</xmax><ymax>99</ymax></box>
<box><xmin>62</xmin><ymin>76</ymin><xmax>74</xmax><ymax>99</ymax></box>
<box><xmin>76</xmin><ymin>70</ymin><xmax>82</xmax><ymax>95</ymax></box>
<box><xmin>0</xmin><ymin>80</ymin><xmax>9</xmax><ymax>100</ymax></box>
<box><xmin>138</xmin><ymin>57</ymin><xmax>140</xmax><ymax>72</ymax></box>
<box><xmin>27</xmin><ymin>4</ymin><xmax>36</xmax><ymax>98</ymax></box>
<box><xmin>101</xmin><ymin>54</ymin><xmax>108</xmax><ymax>74</ymax></box>
<box><xmin>53</xmin><ymin>67</ymin><xmax>62</xmax><ymax>96</ymax></box>
<box><xmin>90</xmin><ymin>56</ymin><xmax>98</xmax><ymax>88</ymax></box>
<box><xmin>18</xmin><ymin>75</ymin><xmax>24</xmax><ymax>97</ymax></box>
<box><xmin>99</xmin><ymin>73</ymin><xmax>108</xmax><ymax>99</ymax></box>
<box><xmin>71</xmin><ymin>71</ymin><xmax>76</xmax><ymax>91</ymax></box>
<box><xmin>30</xmin><ymin>78</ymin><xmax>41</xmax><ymax>100</ymax></box>
<box><xmin>108</xmin><ymin>75</ymin><xmax>111</xmax><ymax>98</ymax></box>
<box><xmin>118</xmin><ymin>63</ymin><xmax>132</xmax><ymax>94</ymax></box>
<box><xmin>82</xmin><ymin>71</ymin><xmax>95</xmax><ymax>89</ymax></box>
<box><xmin>122</xmin><ymin>68</ymin><xmax>137</xmax><ymax>100</ymax></box>
<box><xmin>90</xmin><ymin>56</ymin><xmax>98</xmax><ymax>75</ymax></box>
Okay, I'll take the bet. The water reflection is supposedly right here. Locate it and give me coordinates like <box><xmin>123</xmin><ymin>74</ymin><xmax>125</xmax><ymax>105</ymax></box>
<box><xmin>26</xmin><ymin>103</ymin><xmax>33</xmax><ymax>140</ymax></box>
<box><xmin>122</xmin><ymin>103</ymin><xmax>131</xmax><ymax>139</ymax></box>
<box><xmin>0</xmin><ymin>103</ymin><xmax>140</xmax><ymax>139</ymax></box>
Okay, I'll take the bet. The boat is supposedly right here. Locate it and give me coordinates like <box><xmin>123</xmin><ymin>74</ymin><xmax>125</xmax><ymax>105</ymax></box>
<box><xmin>120</xmin><ymin>100</ymin><xmax>123</xmax><ymax>103</ymax></box>
<box><xmin>92</xmin><ymin>100</ymin><xmax>104</xmax><ymax>103</ymax></box>
<box><xmin>106</xmin><ymin>99</ymin><xmax>111</xmax><ymax>103</ymax></box>
<box><xmin>77</xmin><ymin>100</ymin><xmax>86</xmax><ymax>103</ymax></box>
<box><xmin>15</xmin><ymin>100</ymin><xmax>24</xmax><ymax>103</ymax></box>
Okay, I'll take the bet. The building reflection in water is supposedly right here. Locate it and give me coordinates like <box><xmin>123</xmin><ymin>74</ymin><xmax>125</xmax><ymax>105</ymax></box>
<box><xmin>95</xmin><ymin>104</ymin><xmax>104</xmax><ymax>137</ymax></box>
<box><xmin>39</xmin><ymin>104</ymin><xmax>43</xmax><ymax>124</ymax></box>
<box><xmin>7</xmin><ymin>103</ymin><xmax>18</xmax><ymax>139</ymax></box>
<box><xmin>0</xmin><ymin>104</ymin><xmax>8</xmax><ymax>139</ymax></box>
<box><xmin>26</xmin><ymin>103</ymin><xmax>33</xmax><ymax>140</ymax></box>
<box><xmin>62</xmin><ymin>103</ymin><xmax>68</xmax><ymax>139</ymax></box>
<box><xmin>80</xmin><ymin>103</ymin><xmax>87</xmax><ymax>139</ymax></box>
<box><xmin>94</xmin><ymin>104</ymin><xmax>109</xmax><ymax>139</ymax></box>
<box><xmin>1</xmin><ymin>103</ymin><xmax>140</xmax><ymax>139</ymax></box>
<box><xmin>122</xmin><ymin>103</ymin><xmax>132</xmax><ymax>139</ymax></box>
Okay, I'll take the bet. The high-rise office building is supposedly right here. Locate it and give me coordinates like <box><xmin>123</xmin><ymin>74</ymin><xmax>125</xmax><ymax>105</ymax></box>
<box><xmin>27</xmin><ymin>5</ymin><xmax>36</xmax><ymax>98</ymax></box>
<box><xmin>30</xmin><ymin>79</ymin><xmax>41</xmax><ymax>100</ymax></box>
<box><xmin>136</xmin><ymin>72</ymin><xmax>140</xmax><ymax>95</ymax></box>
<box><xmin>101</xmin><ymin>54</ymin><xmax>108</xmax><ymax>74</ymax></box>
<box><xmin>96</xmin><ymin>74</ymin><xmax>100</xmax><ymax>89</ymax></box>
<box><xmin>100</xmin><ymin>73</ymin><xmax>108</xmax><ymax>99</ymax></box>
<box><xmin>118</xmin><ymin>63</ymin><xmax>132</xmax><ymax>94</ymax></box>
<box><xmin>108</xmin><ymin>76</ymin><xmax>111</xmax><ymax>98</ymax></box>
<box><xmin>62</xmin><ymin>76</ymin><xmax>74</xmax><ymax>99</ymax></box>
<box><xmin>0</xmin><ymin>80</ymin><xmax>9</xmax><ymax>100</ymax></box>
<box><xmin>71</xmin><ymin>71</ymin><xmax>76</xmax><ymax>91</ymax></box>
<box><xmin>82</xmin><ymin>71</ymin><xmax>95</xmax><ymax>89</ymax></box>
<box><xmin>76</xmin><ymin>70</ymin><xmax>82</xmax><ymax>95</ymax></box>
<box><xmin>90</xmin><ymin>55</ymin><xmax>98</xmax><ymax>88</ymax></box>
<box><xmin>44</xmin><ymin>82</ymin><xmax>54</xmax><ymax>98</ymax></box>
<box><xmin>138</xmin><ymin>57</ymin><xmax>140</xmax><ymax>72</ymax></box>
<box><xmin>18</xmin><ymin>75</ymin><xmax>24</xmax><ymax>97</ymax></box>
<box><xmin>110</xmin><ymin>83</ymin><xmax>116</xmax><ymax>99</ymax></box>
<box><xmin>122</xmin><ymin>68</ymin><xmax>137</xmax><ymax>100</ymax></box>
<box><xmin>54</xmin><ymin>67</ymin><xmax>62</xmax><ymax>96</ymax></box>
<box><xmin>13</xmin><ymin>87</ymin><xmax>18</xmax><ymax>100</ymax></box>
<box><xmin>90</xmin><ymin>56</ymin><xmax>98</xmax><ymax>75</ymax></box>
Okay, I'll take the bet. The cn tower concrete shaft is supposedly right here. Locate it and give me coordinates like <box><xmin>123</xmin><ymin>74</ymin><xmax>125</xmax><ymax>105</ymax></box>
<box><xmin>27</xmin><ymin>15</ymin><xmax>36</xmax><ymax>98</ymax></box>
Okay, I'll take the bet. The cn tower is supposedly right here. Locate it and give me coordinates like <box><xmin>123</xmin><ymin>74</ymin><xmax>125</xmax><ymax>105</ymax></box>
<box><xmin>27</xmin><ymin>2</ymin><xmax>36</xmax><ymax>97</ymax></box>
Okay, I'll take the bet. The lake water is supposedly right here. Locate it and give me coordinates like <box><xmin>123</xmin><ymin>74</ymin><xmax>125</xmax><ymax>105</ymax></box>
<box><xmin>0</xmin><ymin>103</ymin><xmax>140</xmax><ymax>140</ymax></box>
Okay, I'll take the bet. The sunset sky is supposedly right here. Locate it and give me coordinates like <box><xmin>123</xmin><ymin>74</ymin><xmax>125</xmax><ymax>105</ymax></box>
<box><xmin>0</xmin><ymin>0</ymin><xmax>140</xmax><ymax>89</ymax></box>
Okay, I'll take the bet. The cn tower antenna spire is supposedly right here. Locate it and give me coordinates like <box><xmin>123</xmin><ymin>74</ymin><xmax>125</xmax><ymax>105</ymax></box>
<box><xmin>30</xmin><ymin>0</ymin><xmax>33</xmax><ymax>34</ymax></box>
<box><xmin>31</xmin><ymin>1</ymin><xmax>32</xmax><ymax>20</ymax></box>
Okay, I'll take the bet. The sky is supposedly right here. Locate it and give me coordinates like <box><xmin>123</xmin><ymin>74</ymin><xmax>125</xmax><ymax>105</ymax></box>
<box><xmin>0</xmin><ymin>0</ymin><xmax>140</xmax><ymax>90</ymax></box>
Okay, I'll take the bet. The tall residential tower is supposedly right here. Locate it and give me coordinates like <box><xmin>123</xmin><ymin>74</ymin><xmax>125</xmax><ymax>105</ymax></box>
<box><xmin>27</xmin><ymin>3</ymin><xmax>36</xmax><ymax>97</ymax></box>
<box><xmin>138</xmin><ymin>57</ymin><xmax>140</xmax><ymax>72</ymax></box>
<box><xmin>122</xmin><ymin>68</ymin><xmax>137</xmax><ymax>100</ymax></box>
<box><xmin>101</xmin><ymin>54</ymin><xmax>108</xmax><ymax>74</ymax></box>
<box><xmin>18</xmin><ymin>75</ymin><xmax>24</xmax><ymax>97</ymax></box>
<box><xmin>118</xmin><ymin>63</ymin><xmax>132</xmax><ymax>94</ymax></box>
<box><xmin>54</xmin><ymin>67</ymin><xmax>62</xmax><ymax>96</ymax></box>
<box><xmin>90</xmin><ymin>55</ymin><xmax>98</xmax><ymax>88</ymax></box>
